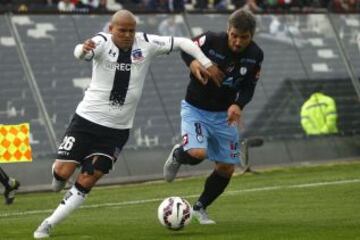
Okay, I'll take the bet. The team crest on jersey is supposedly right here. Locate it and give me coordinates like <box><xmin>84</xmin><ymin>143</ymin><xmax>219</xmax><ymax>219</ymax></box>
<box><xmin>132</xmin><ymin>49</ymin><xmax>144</xmax><ymax>61</ymax></box>
<box><xmin>240</xmin><ymin>67</ymin><xmax>247</xmax><ymax>76</ymax></box>
<box><xmin>182</xmin><ymin>134</ymin><xmax>189</xmax><ymax>146</ymax></box>
<box><xmin>108</xmin><ymin>49</ymin><xmax>116</xmax><ymax>57</ymax></box>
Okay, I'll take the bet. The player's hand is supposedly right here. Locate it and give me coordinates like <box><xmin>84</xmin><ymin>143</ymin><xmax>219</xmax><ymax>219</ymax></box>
<box><xmin>227</xmin><ymin>104</ymin><xmax>242</xmax><ymax>127</ymax></box>
<box><xmin>207</xmin><ymin>65</ymin><xmax>225</xmax><ymax>87</ymax></box>
<box><xmin>82</xmin><ymin>39</ymin><xmax>96</xmax><ymax>53</ymax></box>
<box><xmin>190</xmin><ymin>60</ymin><xmax>210</xmax><ymax>85</ymax></box>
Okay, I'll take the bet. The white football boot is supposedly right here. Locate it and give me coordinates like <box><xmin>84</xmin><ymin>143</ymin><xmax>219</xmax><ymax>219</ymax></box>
<box><xmin>33</xmin><ymin>219</ymin><xmax>52</xmax><ymax>239</ymax></box>
<box><xmin>193</xmin><ymin>208</ymin><xmax>216</xmax><ymax>225</ymax></box>
<box><xmin>163</xmin><ymin>144</ymin><xmax>181</xmax><ymax>182</ymax></box>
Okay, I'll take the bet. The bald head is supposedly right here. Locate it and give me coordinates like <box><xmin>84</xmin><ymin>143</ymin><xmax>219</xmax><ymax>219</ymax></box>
<box><xmin>111</xmin><ymin>10</ymin><xmax>136</xmax><ymax>25</ymax></box>
<box><xmin>109</xmin><ymin>10</ymin><xmax>137</xmax><ymax>50</ymax></box>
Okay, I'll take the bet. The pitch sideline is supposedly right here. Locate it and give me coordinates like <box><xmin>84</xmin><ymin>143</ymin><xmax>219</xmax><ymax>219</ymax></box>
<box><xmin>0</xmin><ymin>178</ymin><xmax>359</xmax><ymax>218</ymax></box>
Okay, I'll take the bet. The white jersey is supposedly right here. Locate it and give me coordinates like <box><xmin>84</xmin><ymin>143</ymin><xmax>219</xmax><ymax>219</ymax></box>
<box><xmin>75</xmin><ymin>32</ymin><xmax>177</xmax><ymax>129</ymax></box>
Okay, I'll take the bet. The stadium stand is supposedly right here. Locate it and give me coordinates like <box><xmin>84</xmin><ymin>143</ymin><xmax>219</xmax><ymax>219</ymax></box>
<box><xmin>1</xmin><ymin>13</ymin><xmax>360</xmax><ymax>151</ymax></box>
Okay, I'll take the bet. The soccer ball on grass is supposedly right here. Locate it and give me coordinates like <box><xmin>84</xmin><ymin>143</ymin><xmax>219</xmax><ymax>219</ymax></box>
<box><xmin>157</xmin><ymin>196</ymin><xmax>192</xmax><ymax>230</ymax></box>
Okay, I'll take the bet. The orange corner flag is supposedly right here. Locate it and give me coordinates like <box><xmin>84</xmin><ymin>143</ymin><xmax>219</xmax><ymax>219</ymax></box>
<box><xmin>0</xmin><ymin>123</ymin><xmax>32</xmax><ymax>163</ymax></box>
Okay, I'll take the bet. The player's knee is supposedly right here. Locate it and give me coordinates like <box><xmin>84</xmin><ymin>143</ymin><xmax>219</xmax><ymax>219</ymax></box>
<box><xmin>175</xmin><ymin>147</ymin><xmax>204</xmax><ymax>165</ymax></box>
<box><xmin>78</xmin><ymin>156</ymin><xmax>111</xmax><ymax>188</ymax></box>
<box><xmin>93</xmin><ymin>156</ymin><xmax>113</xmax><ymax>174</ymax></box>
<box><xmin>187</xmin><ymin>148</ymin><xmax>206</xmax><ymax>161</ymax></box>
<box><xmin>52</xmin><ymin>161</ymin><xmax>76</xmax><ymax>180</ymax></box>
<box><xmin>81</xmin><ymin>155</ymin><xmax>113</xmax><ymax>175</ymax></box>
<box><xmin>215</xmin><ymin>163</ymin><xmax>235</xmax><ymax>177</ymax></box>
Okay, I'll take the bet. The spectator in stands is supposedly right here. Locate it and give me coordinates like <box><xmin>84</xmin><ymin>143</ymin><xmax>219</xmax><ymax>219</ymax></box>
<box><xmin>277</xmin><ymin>0</ymin><xmax>292</xmax><ymax>11</ymax></box>
<box><xmin>169</xmin><ymin>0</ymin><xmax>184</xmax><ymax>12</ymax></box>
<box><xmin>96</xmin><ymin>0</ymin><xmax>108</xmax><ymax>12</ymax></box>
<box><xmin>58</xmin><ymin>0</ymin><xmax>76</xmax><ymax>12</ymax></box>
<box><xmin>0</xmin><ymin>0</ymin><xmax>12</xmax><ymax>11</ymax></box>
<box><xmin>330</xmin><ymin>0</ymin><xmax>358</xmax><ymax>12</ymax></box>
<box><xmin>300</xmin><ymin>86</ymin><xmax>338</xmax><ymax>135</ymax></box>
<box><xmin>0</xmin><ymin>167</ymin><xmax>20</xmax><ymax>205</ymax></box>
<box><xmin>71</xmin><ymin>0</ymin><xmax>80</xmax><ymax>5</ymax></box>
<box><xmin>17</xmin><ymin>3</ymin><xmax>28</xmax><ymax>11</ymax></box>
<box><xmin>146</xmin><ymin>0</ymin><xmax>169</xmax><ymax>11</ymax></box>
<box><xmin>33</xmin><ymin>9</ymin><xmax>216</xmax><ymax>239</ymax></box>
<box><xmin>79</xmin><ymin>0</ymin><xmax>99</xmax><ymax>9</ymax></box>
<box><xmin>163</xmin><ymin>9</ymin><xmax>264</xmax><ymax>224</ymax></box>
<box><xmin>242</xmin><ymin>0</ymin><xmax>263</xmax><ymax>12</ymax></box>
<box><xmin>0</xmin><ymin>0</ymin><xmax>11</xmax><ymax>5</ymax></box>
<box><xmin>264</xmin><ymin>0</ymin><xmax>278</xmax><ymax>10</ymax></box>
<box><xmin>232</xmin><ymin>0</ymin><xmax>247</xmax><ymax>8</ymax></box>
<box><xmin>319</xmin><ymin>0</ymin><xmax>331</xmax><ymax>8</ymax></box>
<box><xmin>194</xmin><ymin>0</ymin><xmax>208</xmax><ymax>9</ymax></box>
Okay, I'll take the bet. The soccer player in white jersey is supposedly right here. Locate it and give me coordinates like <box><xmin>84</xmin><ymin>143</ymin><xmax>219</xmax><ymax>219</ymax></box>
<box><xmin>34</xmin><ymin>10</ymin><xmax>221</xmax><ymax>239</ymax></box>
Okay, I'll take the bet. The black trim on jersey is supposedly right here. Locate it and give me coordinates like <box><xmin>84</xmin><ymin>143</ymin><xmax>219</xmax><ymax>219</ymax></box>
<box><xmin>109</xmin><ymin>49</ymin><xmax>132</xmax><ymax>107</ymax></box>
<box><xmin>143</xmin><ymin>33</ymin><xmax>149</xmax><ymax>42</ymax></box>
<box><xmin>85</xmin><ymin>50</ymin><xmax>95</xmax><ymax>62</ymax></box>
<box><xmin>96</xmin><ymin>33</ymin><xmax>107</xmax><ymax>42</ymax></box>
<box><xmin>168</xmin><ymin>36</ymin><xmax>174</xmax><ymax>54</ymax></box>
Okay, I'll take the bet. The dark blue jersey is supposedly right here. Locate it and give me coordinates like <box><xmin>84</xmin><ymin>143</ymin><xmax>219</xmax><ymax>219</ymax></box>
<box><xmin>182</xmin><ymin>31</ymin><xmax>264</xmax><ymax>111</ymax></box>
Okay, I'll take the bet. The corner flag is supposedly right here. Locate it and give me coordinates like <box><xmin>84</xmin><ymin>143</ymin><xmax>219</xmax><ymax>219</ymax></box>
<box><xmin>0</xmin><ymin>123</ymin><xmax>32</xmax><ymax>163</ymax></box>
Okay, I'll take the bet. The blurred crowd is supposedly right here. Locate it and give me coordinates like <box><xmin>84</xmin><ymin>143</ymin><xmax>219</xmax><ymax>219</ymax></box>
<box><xmin>0</xmin><ymin>0</ymin><xmax>359</xmax><ymax>13</ymax></box>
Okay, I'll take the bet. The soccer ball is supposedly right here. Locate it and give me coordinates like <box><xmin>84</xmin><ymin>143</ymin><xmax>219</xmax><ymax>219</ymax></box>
<box><xmin>157</xmin><ymin>196</ymin><xmax>193</xmax><ymax>230</ymax></box>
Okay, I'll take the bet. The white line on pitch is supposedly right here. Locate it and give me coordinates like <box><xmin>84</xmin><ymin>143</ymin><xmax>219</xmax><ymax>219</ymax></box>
<box><xmin>0</xmin><ymin>178</ymin><xmax>359</xmax><ymax>218</ymax></box>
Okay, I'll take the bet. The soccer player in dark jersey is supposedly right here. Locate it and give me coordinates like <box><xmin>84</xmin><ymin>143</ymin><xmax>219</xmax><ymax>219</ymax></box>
<box><xmin>164</xmin><ymin>9</ymin><xmax>264</xmax><ymax>224</ymax></box>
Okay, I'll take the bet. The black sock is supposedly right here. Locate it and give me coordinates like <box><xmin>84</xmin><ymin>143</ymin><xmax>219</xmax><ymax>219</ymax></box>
<box><xmin>174</xmin><ymin>146</ymin><xmax>203</xmax><ymax>165</ymax></box>
<box><xmin>75</xmin><ymin>182</ymin><xmax>91</xmax><ymax>194</ymax></box>
<box><xmin>0</xmin><ymin>167</ymin><xmax>11</xmax><ymax>189</ymax></box>
<box><xmin>195</xmin><ymin>170</ymin><xmax>231</xmax><ymax>210</ymax></box>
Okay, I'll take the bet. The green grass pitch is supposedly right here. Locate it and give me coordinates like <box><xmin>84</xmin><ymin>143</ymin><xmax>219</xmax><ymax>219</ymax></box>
<box><xmin>1</xmin><ymin>161</ymin><xmax>360</xmax><ymax>240</ymax></box>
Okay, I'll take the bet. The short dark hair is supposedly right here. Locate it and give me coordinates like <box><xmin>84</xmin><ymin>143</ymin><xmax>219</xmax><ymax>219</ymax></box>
<box><xmin>228</xmin><ymin>9</ymin><xmax>256</xmax><ymax>36</ymax></box>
